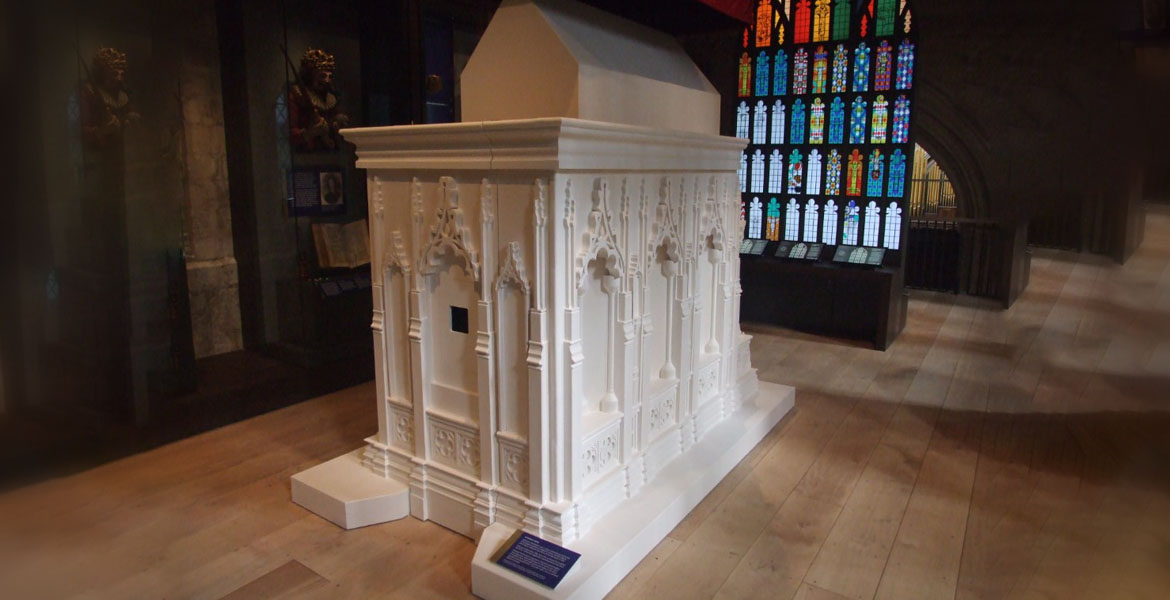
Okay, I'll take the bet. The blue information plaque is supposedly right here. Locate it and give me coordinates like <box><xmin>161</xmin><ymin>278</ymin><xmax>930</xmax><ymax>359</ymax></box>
<box><xmin>492</xmin><ymin>531</ymin><xmax>581</xmax><ymax>589</ymax></box>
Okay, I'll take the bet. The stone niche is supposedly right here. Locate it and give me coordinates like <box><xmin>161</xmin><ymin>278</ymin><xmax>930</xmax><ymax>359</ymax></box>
<box><xmin>291</xmin><ymin>1</ymin><xmax>794</xmax><ymax>598</ymax></box>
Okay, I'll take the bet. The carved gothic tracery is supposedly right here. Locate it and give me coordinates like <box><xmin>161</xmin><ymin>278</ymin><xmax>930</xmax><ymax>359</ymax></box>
<box><xmin>418</xmin><ymin>177</ymin><xmax>480</xmax><ymax>281</ymax></box>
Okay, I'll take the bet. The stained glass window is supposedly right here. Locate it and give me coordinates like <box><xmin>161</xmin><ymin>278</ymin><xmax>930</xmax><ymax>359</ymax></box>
<box><xmin>832</xmin><ymin>0</ymin><xmax>850</xmax><ymax>40</ymax></box>
<box><xmin>831</xmin><ymin>44</ymin><xmax>849</xmax><ymax>93</ymax></box>
<box><xmin>739</xmin><ymin>53</ymin><xmax>752</xmax><ymax>97</ymax></box>
<box><xmin>769</xmin><ymin>150</ymin><xmax>784</xmax><ymax>193</ymax></box>
<box><xmin>863</xmin><ymin>201</ymin><xmax>882</xmax><ymax>246</ymax></box>
<box><xmin>771</xmin><ymin>100</ymin><xmax>786</xmax><ymax>144</ymax></box>
<box><xmin>757</xmin><ymin>0</ymin><xmax>773</xmax><ymax>47</ymax></box>
<box><xmin>826</xmin><ymin>149</ymin><xmax>842</xmax><ymax>195</ymax></box>
<box><xmin>766</xmin><ymin>198</ymin><xmax>782</xmax><ymax>241</ymax></box>
<box><xmin>813</xmin><ymin>0</ymin><xmax>831</xmax><ymax>42</ymax></box>
<box><xmin>850</xmin><ymin>97</ymin><xmax>867</xmax><ymax>144</ymax></box>
<box><xmin>804</xmin><ymin>199</ymin><xmax>820</xmax><ymax>241</ymax></box>
<box><xmin>810</xmin><ymin>98</ymin><xmax>826</xmax><ymax>144</ymax></box>
<box><xmin>896</xmin><ymin>39</ymin><xmax>915</xmax><ymax>89</ymax></box>
<box><xmin>733</xmin><ymin>0</ymin><xmax>917</xmax><ymax>253</ymax></box>
<box><xmin>793</xmin><ymin>49</ymin><xmax>809</xmax><ymax>95</ymax></box>
<box><xmin>740</xmin><ymin>152</ymin><xmax>747</xmax><ymax>192</ymax></box>
<box><xmin>842</xmin><ymin>200</ymin><xmax>860</xmax><ymax>245</ymax></box>
<box><xmin>823</xmin><ymin>199</ymin><xmax>839</xmax><ymax>243</ymax></box>
<box><xmin>748</xmin><ymin>197</ymin><xmax>764</xmax><ymax>239</ymax></box>
<box><xmin>828</xmin><ymin>97</ymin><xmax>845</xmax><ymax>144</ymax></box>
<box><xmin>887</xmin><ymin>150</ymin><xmax>906</xmax><ymax>197</ymax></box>
<box><xmin>867</xmin><ymin>149</ymin><xmax>885</xmax><ymax>197</ymax></box>
<box><xmin>785</xmin><ymin>199</ymin><xmax>801</xmax><ymax>241</ymax></box>
<box><xmin>884</xmin><ymin>201</ymin><xmax>902</xmax><ymax>249</ymax></box>
<box><xmin>871</xmin><ymin>95</ymin><xmax>889</xmax><ymax>144</ymax></box>
<box><xmin>875</xmin><ymin>40</ymin><xmax>893</xmax><ymax>91</ymax></box>
<box><xmin>846</xmin><ymin>149</ymin><xmax>864</xmax><ymax>196</ymax></box>
<box><xmin>876</xmin><ymin>0</ymin><xmax>896</xmax><ymax>37</ymax></box>
<box><xmin>753</xmin><ymin>101</ymin><xmax>768</xmax><ymax>144</ymax></box>
<box><xmin>794</xmin><ymin>0</ymin><xmax>812</xmax><ymax>44</ymax></box>
<box><xmin>787</xmin><ymin>149</ymin><xmax>805</xmax><ymax>194</ymax></box>
<box><xmin>791</xmin><ymin>99</ymin><xmax>807</xmax><ymax>144</ymax></box>
<box><xmin>853</xmin><ymin>42</ymin><xmax>871</xmax><ymax>92</ymax></box>
<box><xmin>812</xmin><ymin>46</ymin><xmax>829</xmax><ymax>94</ymax></box>
<box><xmin>756</xmin><ymin>52</ymin><xmax>771</xmax><ymax>97</ymax></box>
<box><xmin>774</xmin><ymin>50</ymin><xmax>789</xmax><ymax>95</ymax></box>
<box><xmin>751</xmin><ymin>149</ymin><xmax>765</xmax><ymax>193</ymax></box>
<box><xmin>892</xmin><ymin>95</ymin><xmax>910</xmax><ymax>143</ymax></box>
<box><xmin>807</xmin><ymin>149</ymin><xmax>823</xmax><ymax>195</ymax></box>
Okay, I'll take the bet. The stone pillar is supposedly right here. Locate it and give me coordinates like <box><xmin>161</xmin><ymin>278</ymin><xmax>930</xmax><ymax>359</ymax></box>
<box><xmin>179</xmin><ymin>5</ymin><xmax>243</xmax><ymax>358</ymax></box>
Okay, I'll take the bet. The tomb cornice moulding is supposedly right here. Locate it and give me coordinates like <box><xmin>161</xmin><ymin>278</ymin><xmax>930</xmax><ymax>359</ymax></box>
<box><xmin>344</xmin><ymin>118</ymin><xmax>746</xmax><ymax>173</ymax></box>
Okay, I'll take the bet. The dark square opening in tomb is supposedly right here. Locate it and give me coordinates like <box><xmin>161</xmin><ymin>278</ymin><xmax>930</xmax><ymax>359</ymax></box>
<box><xmin>451</xmin><ymin>306</ymin><xmax>469</xmax><ymax>334</ymax></box>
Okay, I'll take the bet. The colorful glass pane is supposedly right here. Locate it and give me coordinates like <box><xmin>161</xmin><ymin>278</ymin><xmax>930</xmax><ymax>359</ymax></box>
<box><xmin>887</xmin><ymin>149</ymin><xmax>906</xmax><ymax>197</ymax></box>
<box><xmin>793</xmin><ymin>48</ymin><xmax>809</xmax><ymax>95</ymax></box>
<box><xmin>812</xmin><ymin>46</ymin><xmax>829</xmax><ymax>94</ymax></box>
<box><xmin>850</xmin><ymin>97</ymin><xmax>867</xmax><ymax>144</ymax></box>
<box><xmin>831</xmin><ymin>44</ymin><xmax>849</xmax><ymax>93</ymax></box>
<box><xmin>736</xmin><ymin>102</ymin><xmax>750</xmax><ymax>139</ymax></box>
<box><xmin>892</xmin><ymin>95</ymin><xmax>910</xmax><ymax>143</ymax></box>
<box><xmin>876</xmin><ymin>0</ymin><xmax>895</xmax><ymax>37</ymax></box>
<box><xmin>795</xmin><ymin>0</ymin><xmax>812</xmax><ymax>44</ymax></box>
<box><xmin>738</xmin><ymin>53</ymin><xmax>751</xmax><ymax>97</ymax></box>
<box><xmin>787</xmin><ymin>149</ymin><xmax>805</xmax><ymax>194</ymax></box>
<box><xmin>842</xmin><ymin>200</ymin><xmax>860</xmax><ymax>245</ymax></box>
<box><xmin>871</xmin><ymin>95</ymin><xmax>888</xmax><ymax>144</ymax></box>
<box><xmin>813</xmin><ymin>0</ymin><xmax>831</xmax><ymax>42</ymax></box>
<box><xmin>825</xmin><ymin>149</ymin><xmax>842</xmax><ymax>195</ymax></box>
<box><xmin>853</xmin><ymin>42</ymin><xmax>870</xmax><ymax>92</ymax></box>
<box><xmin>867</xmin><ymin>149</ymin><xmax>885</xmax><ymax>197</ymax></box>
<box><xmin>765</xmin><ymin>197</ymin><xmax>781</xmax><ymax>241</ymax></box>
<box><xmin>875</xmin><ymin>40</ymin><xmax>892</xmax><ymax>91</ymax></box>
<box><xmin>810</xmin><ymin>98</ymin><xmax>826</xmax><ymax>144</ymax></box>
<box><xmin>756</xmin><ymin>0</ymin><xmax>773</xmax><ymax>47</ymax></box>
<box><xmin>774</xmin><ymin>50</ymin><xmax>788</xmax><ymax>95</ymax></box>
<box><xmin>828</xmin><ymin>97</ymin><xmax>845</xmax><ymax>144</ymax></box>
<box><xmin>832</xmin><ymin>0</ymin><xmax>850</xmax><ymax>40</ymax></box>
<box><xmin>896</xmin><ymin>39</ymin><xmax>915</xmax><ymax>89</ymax></box>
<box><xmin>756</xmin><ymin>52</ymin><xmax>770</xmax><ymax>96</ymax></box>
<box><xmin>846</xmin><ymin>149</ymin><xmax>863</xmax><ymax>196</ymax></box>
<box><xmin>791</xmin><ymin>99</ymin><xmax>807</xmax><ymax>144</ymax></box>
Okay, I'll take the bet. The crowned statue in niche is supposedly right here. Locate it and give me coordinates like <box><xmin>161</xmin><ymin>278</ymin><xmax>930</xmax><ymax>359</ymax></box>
<box><xmin>288</xmin><ymin>48</ymin><xmax>350</xmax><ymax>152</ymax></box>
<box><xmin>81</xmin><ymin>47</ymin><xmax>139</xmax><ymax>151</ymax></box>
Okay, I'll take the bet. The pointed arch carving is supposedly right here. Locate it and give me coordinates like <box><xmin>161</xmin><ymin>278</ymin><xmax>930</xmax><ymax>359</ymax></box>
<box><xmin>575</xmin><ymin>178</ymin><xmax>625</xmax><ymax>295</ymax></box>
<box><xmin>495</xmin><ymin>242</ymin><xmax>530</xmax><ymax>296</ymax></box>
<box><xmin>702</xmin><ymin>177</ymin><xmax>727</xmax><ymax>262</ymax></box>
<box><xmin>649</xmin><ymin>177</ymin><xmax>683</xmax><ymax>277</ymax></box>
<box><xmin>384</xmin><ymin>230</ymin><xmax>411</xmax><ymax>274</ymax></box>
<box><xmin>418</xmin><ymin>176</ymin><xmax>480</xmax><ymax>281</ymax></box>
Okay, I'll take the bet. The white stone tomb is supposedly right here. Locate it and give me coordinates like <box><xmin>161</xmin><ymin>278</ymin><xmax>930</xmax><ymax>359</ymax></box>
<box><xmin>291</xmin><ymin>1</ymin><xmax>795</xmax><ymax>598</ymax></box>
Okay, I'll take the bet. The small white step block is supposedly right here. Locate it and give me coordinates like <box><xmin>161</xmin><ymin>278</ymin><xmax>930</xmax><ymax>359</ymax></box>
<box><xmin>291</xmin><ymin>448</ymin><xmax>410</xmax><ymax>529</ymax></box>
<box><xmin>471</xmin><ymin>381</ymin><xmax>796</xmax><ymax>600</ymax></box>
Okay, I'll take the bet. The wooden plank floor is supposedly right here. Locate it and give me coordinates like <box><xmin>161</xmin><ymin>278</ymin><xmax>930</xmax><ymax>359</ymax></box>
<box><xmin>2</xmin><ymin>206</ymin><xmax>1169</xmax><ymax>599</ymax></box>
